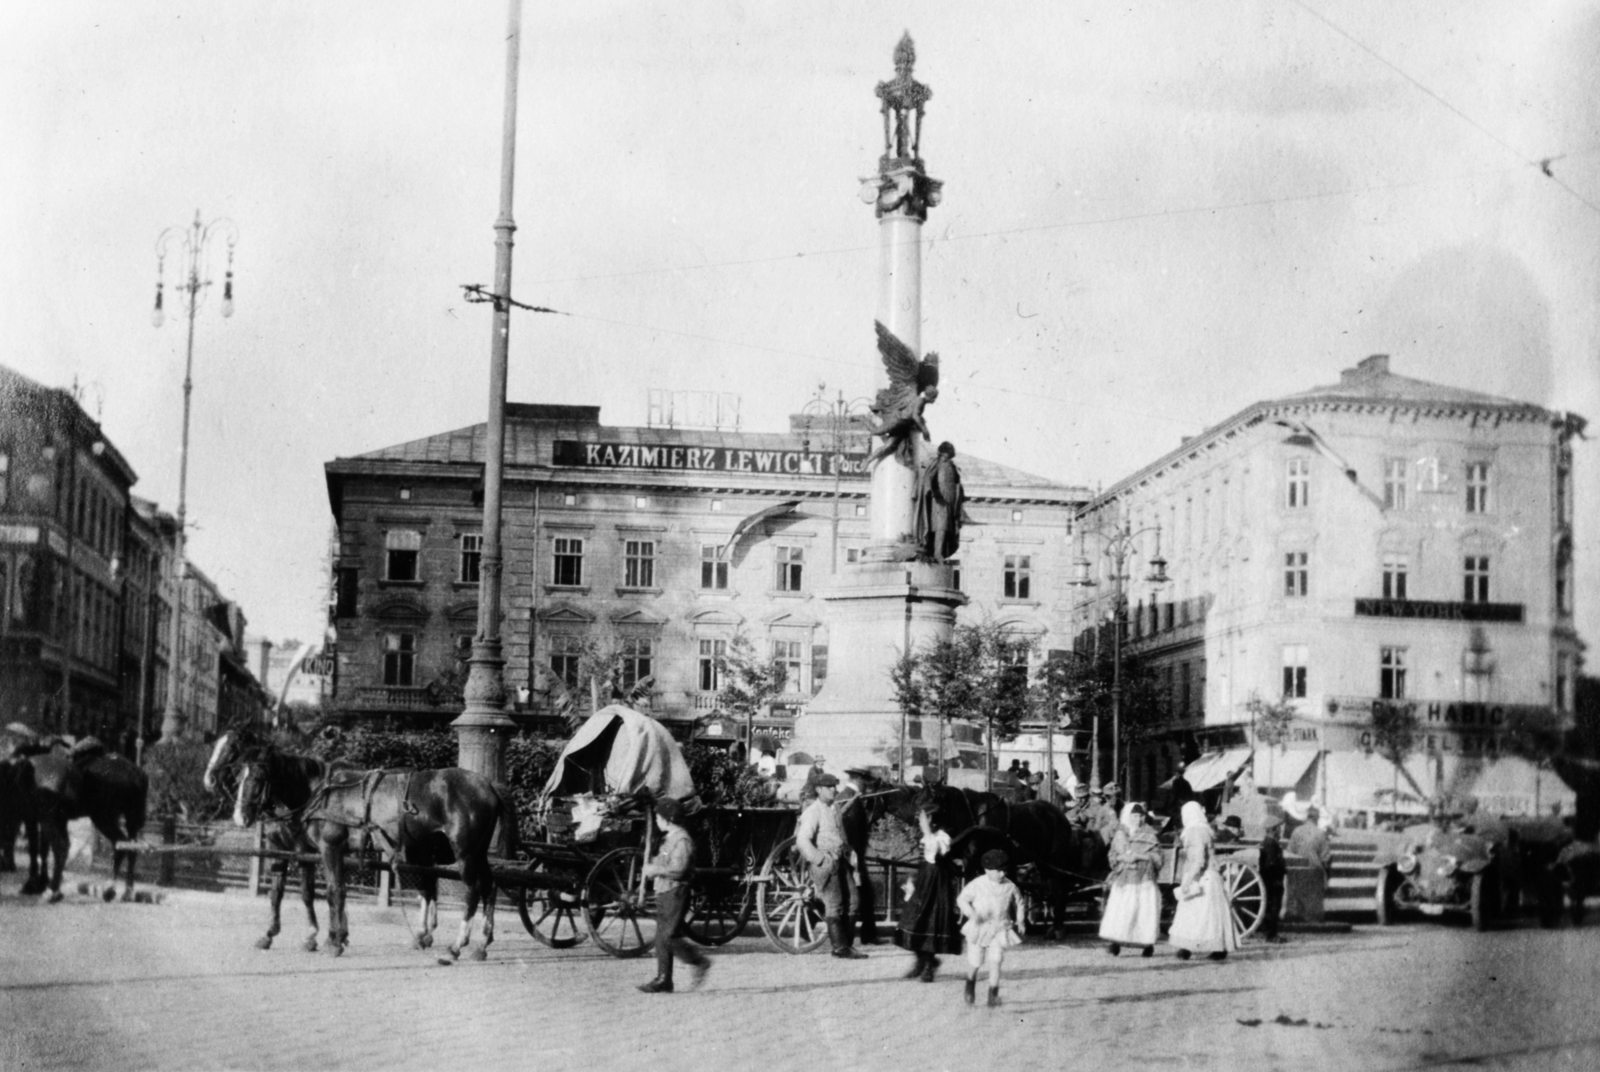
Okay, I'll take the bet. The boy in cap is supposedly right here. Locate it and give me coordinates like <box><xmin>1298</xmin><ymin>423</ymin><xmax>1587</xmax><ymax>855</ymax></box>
<box><xmin>1257</xmin><ymin>816</ymin><xmax>1288</xmax><ymax>943</ymax></box>
<box><xmin>795</xmin><ymin>773</ymin><xmax>866</xmax><ymax>959</ymax></box>
<box><xmin>637</xmin><ymin>797</ymin><xmax>711</xmax><ymax>993</ymax></box>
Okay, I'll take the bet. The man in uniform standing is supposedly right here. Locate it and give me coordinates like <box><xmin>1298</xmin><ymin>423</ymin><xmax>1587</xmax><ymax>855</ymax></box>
<box><xmin>795</xmin><ymin>773</ymin><xmax>867</xmax><ymax>959</ymax></box>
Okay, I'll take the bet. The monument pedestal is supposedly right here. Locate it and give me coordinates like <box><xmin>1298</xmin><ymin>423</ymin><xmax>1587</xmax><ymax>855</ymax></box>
<box><xmin>784</xmin><ymin>560</ymin><xmax>964</xmax><ymax>781</ymax></box>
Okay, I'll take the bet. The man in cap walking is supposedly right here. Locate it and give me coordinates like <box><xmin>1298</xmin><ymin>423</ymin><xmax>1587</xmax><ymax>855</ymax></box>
<box><xmin>795</xmin><ymin>773</ymin><xmax>867</xmax><ymax>959</ymax></box>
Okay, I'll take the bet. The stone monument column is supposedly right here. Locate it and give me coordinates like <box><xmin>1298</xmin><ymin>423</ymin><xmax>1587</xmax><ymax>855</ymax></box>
<box><xmin>785</xmin><ymin>33</ymin><xmax>963</xmax><ymax>782</ymax></box>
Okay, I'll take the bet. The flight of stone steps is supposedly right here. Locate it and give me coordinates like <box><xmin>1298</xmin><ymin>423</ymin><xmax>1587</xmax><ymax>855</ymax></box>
<box><xmin>1324</xmin><ymin>837</ymin><xmax>1381</xmax><ymax>922</ymax></box>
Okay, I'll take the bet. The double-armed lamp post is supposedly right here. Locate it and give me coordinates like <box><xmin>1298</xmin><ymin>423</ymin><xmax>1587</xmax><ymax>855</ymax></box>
<box><xmin>152</xmin><ymin>212</ymin><xmax>237</xmax><ymax>741</ymax></box>
<box><xmin>1069</xmin><ymin>517</ymin><xmax>1168</xmax><ymax>794</ymax></box>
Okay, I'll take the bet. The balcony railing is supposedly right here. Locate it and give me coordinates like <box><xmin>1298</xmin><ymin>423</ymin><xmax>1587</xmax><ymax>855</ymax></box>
<box><xmin>348</xmin><ymin>685</ymin><xmax>436</xmax><ymax>710</ymax></box>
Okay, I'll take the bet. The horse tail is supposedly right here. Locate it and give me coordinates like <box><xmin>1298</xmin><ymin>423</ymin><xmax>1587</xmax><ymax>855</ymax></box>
<box><xmin>493</xmin><ymin>784</ymin><xmax>521</xmax><ymax>862</ymax></box>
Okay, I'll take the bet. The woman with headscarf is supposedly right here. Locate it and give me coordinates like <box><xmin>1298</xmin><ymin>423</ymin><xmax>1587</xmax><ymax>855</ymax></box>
<box><xmin>1167</xmin><ymin>800</ymin><xmax>1239</xmax><ymax>961</ymax></box>
<box><xmin>1098</xmin><ymin>802</ymin><xmax>1162</xmax><ymax>957</ymax></box>
<box><xmin>894</xmin><ymin>804</ymin><xmax>963</xmax><ymax>982</ymax></box>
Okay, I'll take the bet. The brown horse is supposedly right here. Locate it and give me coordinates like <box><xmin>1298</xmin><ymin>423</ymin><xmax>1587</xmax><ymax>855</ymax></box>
<box><xmin>204</xmin><ymin>731</ymin><xmax>348</xmax><ymax>951</ymax></box>
<box><xmin>235</xmin><ymin>750</ymin><xmax>515</xmax><ymax>960</ymax></box>
<box><xmin>19</xmin><ymin>738</ymin><xmax>147</xmax><ymax>903</ymax></box>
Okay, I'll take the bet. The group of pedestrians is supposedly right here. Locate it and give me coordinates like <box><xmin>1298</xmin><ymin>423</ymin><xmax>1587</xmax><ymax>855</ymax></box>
<box><xmin>635</xmin><ymin>779</ymin><xmax>1247</xmax><ymax>998</ymax></box>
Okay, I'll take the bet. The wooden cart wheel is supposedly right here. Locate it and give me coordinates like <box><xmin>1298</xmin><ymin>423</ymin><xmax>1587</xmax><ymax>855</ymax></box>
<box><xmin>684</xmin><ymin>875</ymin><xmax>753</xmax><ymax>946</ymax></box>
<box><xmin>583</xmin><ymin>847</ymin><xmax>658</xmax><ymax>957</ymax></box>
<box><xmin>515</xmin><ymin>861</ymin><xmax>590</xmax><ymax>948</ymax></box>
<box><xmin>756</xmin><ymin>835</ymin><xmax>828</xmax><ymax>954</ymax></box>
<box><xmin>1220</xmin><ymin>859</ymin><xmax>1265</xmax><ymax>940</ymax></box>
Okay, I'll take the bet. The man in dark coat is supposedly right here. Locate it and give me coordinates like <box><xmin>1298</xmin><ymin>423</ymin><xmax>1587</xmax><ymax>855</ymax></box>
<box><xmin>1258</xmin><ymin>817</ymin><xmax>1288</xmax><ymax>943</ymax></box>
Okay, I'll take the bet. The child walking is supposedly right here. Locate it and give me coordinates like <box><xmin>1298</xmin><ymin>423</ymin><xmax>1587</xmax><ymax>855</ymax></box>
<box><xmin>956</xmin><ymin>848</ymin><xmax>1025</xmax><ymax>1007</ymax></box>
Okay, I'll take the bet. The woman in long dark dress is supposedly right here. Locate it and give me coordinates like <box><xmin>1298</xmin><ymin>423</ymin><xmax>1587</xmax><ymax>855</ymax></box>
<box><xmin>895</xmin><ymin>805</ymin><xmax>963</xmax><ymax>982</ymax></box>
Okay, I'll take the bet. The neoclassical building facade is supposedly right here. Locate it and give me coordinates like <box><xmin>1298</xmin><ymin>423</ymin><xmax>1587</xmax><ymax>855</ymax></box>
<box><xmin>324</xmin><ymin>403</ymin><xmax>1087</xmax><ymax>765</ymax></box>
<box><xmin>1072</xmin><ymin>355</ymin><xmax>1584</xmax><ymax>818</ymax></box>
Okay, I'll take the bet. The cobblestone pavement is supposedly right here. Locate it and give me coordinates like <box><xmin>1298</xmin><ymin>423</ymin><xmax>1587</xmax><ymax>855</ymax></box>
<box><xmin>1</xmin><ymin>880</ymin><xmax>1597</xmax><ymax>1072</ymax></box>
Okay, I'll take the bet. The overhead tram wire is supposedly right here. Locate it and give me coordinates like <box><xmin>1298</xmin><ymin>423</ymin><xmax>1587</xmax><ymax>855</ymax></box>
<box><xmin>1289</xmin><ymin>0</ymin><xmax>1600</xmax><ymax>217</ymax></box>
<box><xmin>522</xmin><ymin>162</ymin><xmax>1533</xmax><ymax>289</ymax></box>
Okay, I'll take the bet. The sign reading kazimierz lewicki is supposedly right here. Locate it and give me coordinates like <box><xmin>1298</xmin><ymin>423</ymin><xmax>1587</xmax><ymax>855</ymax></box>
<box><xmin>552</xmin><ymin>439</ymin><xmax>871</xmax><ymax>478</ymax></box>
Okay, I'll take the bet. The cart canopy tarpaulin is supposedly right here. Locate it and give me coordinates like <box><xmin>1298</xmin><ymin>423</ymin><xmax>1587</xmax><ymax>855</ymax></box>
<box><xmin>541</xmin><ymin>704</ymin><xmax>696</xmax><ymax>804</ymax></box>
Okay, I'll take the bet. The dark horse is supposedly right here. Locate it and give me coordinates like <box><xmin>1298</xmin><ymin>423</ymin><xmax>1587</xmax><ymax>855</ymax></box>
<box><xmin>907</xmin><ymin>779</ymin><xmax>1102</xmax><ymax>936</ymax></box>
<box><xmin>204</xmin><ymin>731</ymin><xmax>349</xmax><ymax>951</ymax></box>
<box><xmin>227</xmin><ymin>736</ymin><xmax>516</xmax><ymax>960</ymax></box>
<box><xmin>19</xmin><ymin>738</ymin><xmax>147</xmax><ymax>903</ymax></box>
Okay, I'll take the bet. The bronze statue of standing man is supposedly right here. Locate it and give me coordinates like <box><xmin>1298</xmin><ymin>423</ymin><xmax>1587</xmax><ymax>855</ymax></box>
<box><xmin>914</xmin><ymin>441</ymin><xmax>965</xmax><ymax>563</ymax></box>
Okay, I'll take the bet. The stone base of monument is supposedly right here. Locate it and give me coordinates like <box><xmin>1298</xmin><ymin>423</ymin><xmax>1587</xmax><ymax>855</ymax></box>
<box><xmin>781</xmin><ymin>558</ymin><xmax>970</xmax><ymax>790</ymax></box>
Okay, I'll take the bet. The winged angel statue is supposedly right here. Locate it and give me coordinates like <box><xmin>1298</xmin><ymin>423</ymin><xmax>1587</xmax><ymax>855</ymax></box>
<box><xmin>866</xmin><ymin>321</ymin><xmax>939</xmax><ymax>467</ymax></box>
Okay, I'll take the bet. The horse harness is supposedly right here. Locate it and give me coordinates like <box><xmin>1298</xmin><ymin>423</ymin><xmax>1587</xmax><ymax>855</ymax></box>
<box><xmin>302</xmin><ymin>768</ymin><xmax>423</xmax><ymax>859</ymax></box>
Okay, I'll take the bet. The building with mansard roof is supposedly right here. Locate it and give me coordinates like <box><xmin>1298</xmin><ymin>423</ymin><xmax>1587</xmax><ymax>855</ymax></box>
<box><xmin>323</xmin><ymin>403</ymin><xmax>1087</xmax><ymax>765</ymax></box>
<box><xmin>1072</xmin><ymin>354</ymin><xmax>1585</xmax><ymax>820</ymax></box>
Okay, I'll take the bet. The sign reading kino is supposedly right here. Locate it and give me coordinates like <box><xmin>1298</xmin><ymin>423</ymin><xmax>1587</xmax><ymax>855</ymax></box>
<box><xmin>553</xmin><ymin>439</ymin><xmax>871</xmax><ymax>478</ymax></box>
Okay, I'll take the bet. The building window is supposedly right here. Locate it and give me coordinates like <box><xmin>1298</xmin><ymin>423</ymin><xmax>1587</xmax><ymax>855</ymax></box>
<box><xmin>553</xmin><ymin>537</ymin><xmax>584</xmax><ymax>587</ymax></box>
<box><xmin>384</xmin><ymin>530</ymin><xmax>422</xmax><ymax>582</ymax></box>
<box><xmin>1383</xmin><ymin>458</ymin><xmax>1407</xmax><ymax>510</ymax></box>
<box><xmin>710</xmin><ymin>499</ymin><xmax>723</xmax><ymax>512</ymax></box>
<box><xmin>624</xmin><ymin>540</ymin><xmax>655</xmax><ymax>588</ymax></box>
<box><xmin>335</xmin><ymin>567</ymin><xmax>359</xmax><ymax>617</ymax></box>
<box><xmin>773</xmin><ymin>639</ymin><xmax>804</xmax><ymax>693</ymax></box>
<box><xmin>1381</xmin><ymin>554</ymin><xmax>1408</xmax><ymax>601</ymax></box>
<box><xmin>1465</xmin><ymin>462</ymin><xmax>1490</xmax><ymax>514</ymax></box>
<box><xmin>854</xmin><ymin>504</ymin><xmax>867</xmax><ymax>517</ymax></box>
<box><xmin>951</xmin><ymin>562</ymin><xmax>962</xmax><ymax>591</ymax></box>
<box><xmin>549</xmin><ymin>633</ymin><xmax>584</xmax><ymax>688</ymax></box>
<box><xmin>845</xmin><ymin>548</ymin><xmax>861</xmax><ymax>564</ymax></box>
<box><xmin>698</xmin><ymin>638</ymin><xmax>726</xmax><ymax>691</ymax></box>
<box><xmin>775</xmin><ymin>546</ymin><xmax>804</xmax><ymax>592</ymax></box>
<box><xmin>399</xmin><ymin>487</ymin><xmax>411</xmax><ymax>500</ymax></box>
<box><xmin>635</xmin><ymin>496</ymin><xmax>649</xmax><ymax>509</ymax></box>
<box><xmin>1284</xmin><ymin>552</ymin><xmax>1308</xmax><ymax>598</ymax></box>
<box><xmin>458</xmin><ymin>533</ymin><xmax>482</xmax><ymax>584</ymax></box>
<box><xmin>563</xmin><ymin>493</ymin><xmax>577</xmax><ymax>507</ymax></box>
<box><xmin>700</xmin><ymin>545</ymin><xmax>729</xmax><ymax>590</ymax></box>
<box><xmin>1180</xmin><ymin>661</ymin><xmax>1193</xmax><ymax>716</ymax></box>
<box><xmin>1463</xmin><ymin>555</ymin><xmax>1490</xmax><ymax>604</ymax></box>
<box><xmin>382</xmin><ymin>633</ymin><xmax>417</xmax><ymax>686</ymax></box>
<box><xmin>1003</xmin><ymin>554</ymin><xmax>1031</xmax><ymax>599</ymax></box>
<box><xmin>1286</xmin><ymin>458</ymin><xmax>1310</xmax><ymax>509</ymax></box>
<box><xmin>1011</xmin><ymin>509</ymin><xmax>1023</xmax><ymax>522</ymax></box>
<box><xmin>1282</xmin><ymin>645</ymin><xmax>1308</xmax><ymax>699</ymax></box>
<box><xmin>1380</xmin><ymin>646</ymin><xmax>1407</xmax><ymax>700</ymax></box>
<box><xmin>620</xmin><ymin>636</ymin><xmax>653</xmax><ymax>689</ymax></box>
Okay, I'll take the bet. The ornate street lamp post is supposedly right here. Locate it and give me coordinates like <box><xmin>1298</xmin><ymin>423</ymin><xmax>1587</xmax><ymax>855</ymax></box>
<box><xmin>798</xmin><ymin>385</ymin><xmax>872</xmax><ymax>576</ymax></box>
<box><xmin>152</xmin><ymin>212</ymin><xmax>237</xmax><ymax>741</ymax></box>
<box><xmin>453</xmin><ymin>0</ymin><xmax>524</xmax><ymax>781</ymax></box>
<box><xmin>1069</xmin><ymin>516</ymin><xmax>1168</xmax><ymax>794</ymax></box>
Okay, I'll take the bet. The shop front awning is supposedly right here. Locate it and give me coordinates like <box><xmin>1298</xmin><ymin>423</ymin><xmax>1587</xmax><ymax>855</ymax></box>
<box><xmin>1446</xmin><ymin>756</ymin><xmax>1576</xmax><ymax>817</ymax></box>
<box><xmin>1253</xmin><ymin>747</ymin><xmax>1320</xmax><ymax>791</ymax></box>
<box><xmin>1320</xmin><ymin>751</ymin><xmax>1434</xmax><ymax>813</ymax></box>
<box><xmin>1183</xmin><ymin>747</ymin><xmax>1254</xmax><ymax>791</ymax></box>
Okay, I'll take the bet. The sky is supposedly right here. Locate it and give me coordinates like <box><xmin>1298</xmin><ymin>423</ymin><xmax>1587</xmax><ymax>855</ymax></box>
<box><xmin>3</xmin><ymin>1</ymin><xmax>1598</xmax><ymax>651</ymax></box>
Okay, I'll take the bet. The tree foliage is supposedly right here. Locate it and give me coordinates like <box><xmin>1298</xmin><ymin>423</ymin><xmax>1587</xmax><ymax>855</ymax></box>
<box><xmin>715</xmin><ymin>630</ymin><xmax>788</xmax><ymax>740</ymax></box>
<box><xmin>1370</xmin><ymin>701</ymin><xmax>1427</xmax><ymax>802</ymax></box>
<box><xmin>891</xmin><ymin>619</ymin><xmax>1038</xmax><ymax>768</ymax></box>
<box><xmin>1037</xmin><ymin>631</ymin><xmax>1165</xmax><ymax>761</ymax></box>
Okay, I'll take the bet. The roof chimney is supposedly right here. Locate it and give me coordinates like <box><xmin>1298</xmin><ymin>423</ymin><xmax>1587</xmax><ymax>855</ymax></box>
<box><xmin>1341</xmin><ymin>353</ymin><xmax>1390</xmax><ymax>384</ymax></box>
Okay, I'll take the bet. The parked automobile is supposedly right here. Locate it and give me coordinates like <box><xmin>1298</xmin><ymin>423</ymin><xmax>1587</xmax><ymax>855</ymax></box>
<box><xmin>1375</xmin><ymin>814</ymin><xmax>1521</xmax><ymax>931</ymax></box>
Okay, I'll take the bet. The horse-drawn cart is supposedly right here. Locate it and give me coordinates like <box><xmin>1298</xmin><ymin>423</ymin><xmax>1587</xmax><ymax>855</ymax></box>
<box><xmin>510</xmin><ymin>705</ymin><xmax>811</xmax><ymax>957</ymax></box>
